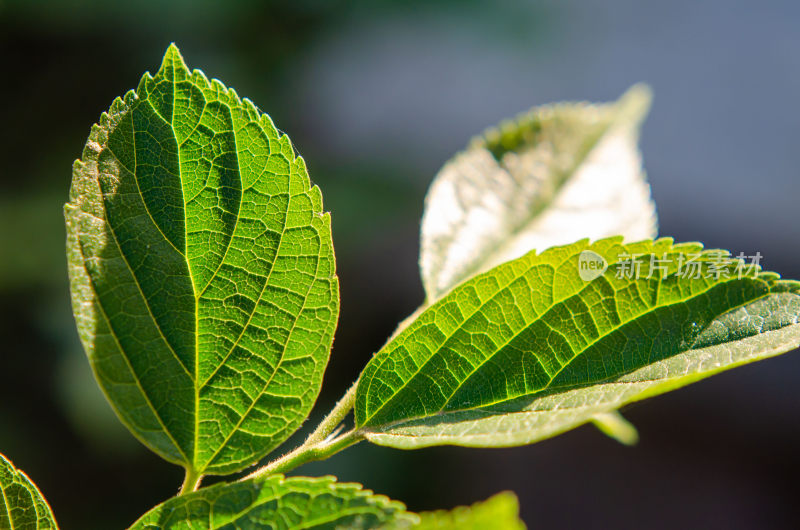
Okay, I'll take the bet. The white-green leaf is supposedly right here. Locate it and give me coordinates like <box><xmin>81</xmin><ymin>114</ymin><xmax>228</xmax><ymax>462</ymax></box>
<box><xmin>356</xmin><ymin>238</ymin><xmax>800</xmax><ymax>449</ymax></box>
<box><xmin>420</xmin><ymin>85</ymin><xmax>655</xmax><ymax>303</ymax></box>
<box><xmin>128</xmin><ymin>475</ymin><xmax>413</xmax><ymax>530</ymax></box>
<box><xmin>65</xmin><ymin>45</ymin><xmax>339</xmax><ymax>475</ymax></box>
<box><xmin>0</xmin><ymin>453</ymin><xmax>58</xmax><ymax>530</ymax></box>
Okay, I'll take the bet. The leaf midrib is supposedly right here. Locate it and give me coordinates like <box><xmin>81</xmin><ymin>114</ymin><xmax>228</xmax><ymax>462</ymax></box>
<box><xmin>441</xmin><ymin>276</ymin><xmax>758</xmax><ymax>414</ymax></box>
<box><xmin>367</xmin><ymin>250</ymin><xmax>597</xmax><ymax>424</ymax></box>
<box><xmin>164</xmin><ymin>56</ymin><xmax>206</xmax><ymax>476</ymax></box>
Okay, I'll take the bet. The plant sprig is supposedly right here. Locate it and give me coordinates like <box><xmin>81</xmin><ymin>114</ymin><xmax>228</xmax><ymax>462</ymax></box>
<box><xmin>4</xmin><ymin>43</ymin><xmax>799</xmax><ymax>530</ymax></box>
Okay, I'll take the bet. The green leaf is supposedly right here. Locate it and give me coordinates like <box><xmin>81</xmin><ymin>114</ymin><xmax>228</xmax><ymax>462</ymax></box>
<box><xmin>355</xmin><ymin>238</ymin><xmax>800</xmax><ymax>449</ymax></box>
<box><xmin>409</xmin><ymin>492</ymin><xmax>525</xmax><ymax>530</ymax></box>
<box><xmin>0</xmin><ymin>453</ymin><xmax>58</xmax><ymax>529</ymax></box>
<box><xmin>65</xmin><ymin>45</ymin><xmax>339</xmax><ymax>475</ymax></box>
<box><xmin>420</xmin><ymin>85</ymin><xmax>655</xmax><ymax>303</ymax></box>
<box><xmin>128</xmin><ymin>475</ymin><xmax>413</xmax><ymax>529</ymax></box>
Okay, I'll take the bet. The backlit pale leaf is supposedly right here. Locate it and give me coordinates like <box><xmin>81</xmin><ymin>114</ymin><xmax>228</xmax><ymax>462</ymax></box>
<box><xmin>65</xmin><ymin>45</ymin><xmax>339</xmax><ymax>475</ymax></box>
<box><xmin>420</xmin><ymin>85</ymin><xmax>655</xmax><ymax>303</ymax></box>
<box><xmin>356</xmin><ymin>238</ymin><xmax>800</xmax><ymax>449</ymax></box>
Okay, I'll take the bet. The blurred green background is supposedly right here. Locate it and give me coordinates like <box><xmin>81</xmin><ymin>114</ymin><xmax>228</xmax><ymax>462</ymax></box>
<box><xmin>2</xmin><ymin>1</ymin><xmax>800</xmax><ymax>528</ymax></box>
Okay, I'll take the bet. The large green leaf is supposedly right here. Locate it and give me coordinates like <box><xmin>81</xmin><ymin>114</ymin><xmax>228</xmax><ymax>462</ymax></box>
<box><xmin>65</xmin><ymin>45</ymin><xmax>339</xmax><ymax>475</ymax></box>
<box><xmin>128</xmin><ymin>475</ymin><xmax>413</xmax><ymax>529</ymax></box>
<box><xmin>355</xmin><ymin>238</ymin><xmax>800</xmax><ymax>448</ymax></box>
<box><xmin>409</xmin><ymin>492</ymin><xmax>525</xmax><ymax>530</ymax></box>
<box><xmin>0</xmin><ymin>453</ymin><xmax>57</xmax><ymax>529</ymax></box>
<box><xmin>420</xmin><ymin>85</ymin><xmax>655</xmax><ymax>303</ymax></box>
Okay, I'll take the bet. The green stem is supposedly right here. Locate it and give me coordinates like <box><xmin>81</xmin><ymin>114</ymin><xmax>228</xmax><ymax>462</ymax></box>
<box><xmin>236</xmin><ymin>303</ymin><xmax>427</xmax><ymax>483</ymax></box>
<box><xmin>233</xmin><ymin>304</ymin><xmax>425</xmax><ymax>483</ymax></box>
<box><xmin>242</xmin><ymin>430</ymin><xmax>362</xmax><ymax>481</ymax></box>
<box><xmin>304</xmin><ymin>380</ymin><xmax>358</xmax><ymax>445</ymax></box>
<box><xmin>240</xmin><ymin>380</ymin><xmax>362</xmax><ymax>481</ymax></box>
<box><xmin>179</xmin><ymin>468</ymin><xmax>203</xmax><ymax>495</ymax></box>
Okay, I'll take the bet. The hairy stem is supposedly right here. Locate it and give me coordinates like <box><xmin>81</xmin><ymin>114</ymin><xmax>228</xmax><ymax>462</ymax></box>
<box><xmin>304</xmin><ymin>380</ymin><xmax>358</xmax><ymax>445</ymax></box>
<box><xmin>242</xmin><ymin>430</ymin><xmax>362</xmax><ymax>481</ymax></box>
<box><xmin>179</xmin><ymin>468</ymin><xmax>203</xmax><ymax>495</ymax></box>
<box><xmin>236</xmin><ymin>305</ymin><xmax>423</xmax><ymax>483</ymax></box>
<box><xmin>240</xmin><ymin>380</ymin><xmax>361</xmax><ymax>481</ymax></box>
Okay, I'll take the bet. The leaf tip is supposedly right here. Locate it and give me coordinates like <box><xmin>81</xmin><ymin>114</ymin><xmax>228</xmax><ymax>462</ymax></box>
<box><xmin>159</xmin><ymin>42</ymin><xmax>189</xmax><ymax>78</ymax></box>
<box><xmin>165</xmin><ymin>42</ymin><xmax>182</xmax><ymax>60</ymax></box>
<box><xmin>617</xmin><ymin>83</ymin><xmax>653</xmax><ymax>126</ymax></box>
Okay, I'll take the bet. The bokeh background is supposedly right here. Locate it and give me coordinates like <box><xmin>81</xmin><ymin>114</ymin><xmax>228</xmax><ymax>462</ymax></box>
<box><xmin>2</xmin><ymin>1</ymin><xmax>800</xmax><ymax>528</ymax></box>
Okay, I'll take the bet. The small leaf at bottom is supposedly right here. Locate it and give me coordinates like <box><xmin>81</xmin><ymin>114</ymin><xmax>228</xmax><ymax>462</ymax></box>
<box><xmin>129</xmin><ymin>475</ymin><xmax>413</xmax><ymax>530</ymax></box>
<box><xmin>0</xmin><ymin>453</ymin><xmax>58</xmax><ymax>529</ymax></box>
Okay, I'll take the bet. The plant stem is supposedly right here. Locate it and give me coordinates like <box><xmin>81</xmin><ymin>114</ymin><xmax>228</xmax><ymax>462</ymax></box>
<box><xmin>304</xmin><ymin>380</ymin><xmax>358</xmax><ymax>445</ymax></box>
<box><xmin>242</xmin><ymin>430</ymin><xmax>362</xmax><ymax>481</ymax></box>
<box><xmin>241</xmin><ymin>380</ymin><xmax>362</xmax><ymax>481</ymax></box>
<box><xmin>179</xmin><ymin>468</ymin><xmax>203</xmax><ymax>495</ymax></box>
<box><xmin>237</xmin><ymin>304</ymin><xmax>426</xmax><ymax>483</ymax></box>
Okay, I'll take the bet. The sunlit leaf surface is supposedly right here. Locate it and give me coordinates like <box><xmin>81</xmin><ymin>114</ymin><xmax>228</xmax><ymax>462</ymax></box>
<box><xmin>357</xmin><ymin>238</ymin><xmax>800</xmax><ymax>448</ymax></box>
<box><xmin>65</xmin><ymin>45</ymin><xmax>339</xmax><ymax>475</ymax></box>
